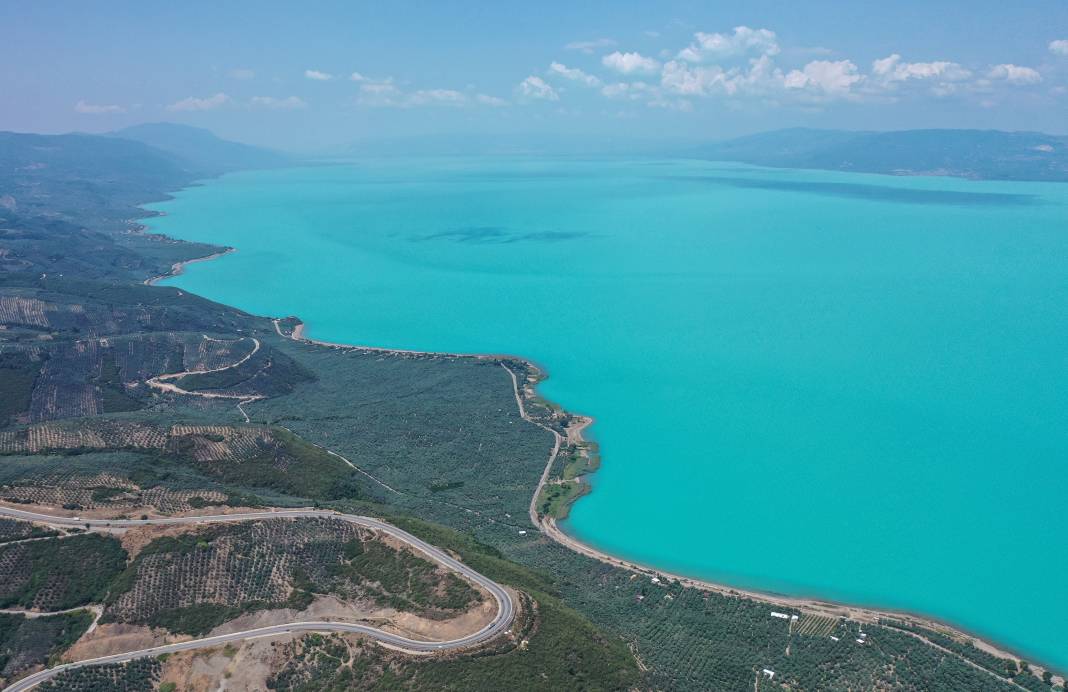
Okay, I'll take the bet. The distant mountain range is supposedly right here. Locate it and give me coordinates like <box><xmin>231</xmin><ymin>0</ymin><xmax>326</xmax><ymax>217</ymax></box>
<box><xmin>698</xmin><ymin>128</ymin><xmax>1068</xmax><ymax>182</ymax></box>
<box><xmin>109</xmin><ymin>123</ymin><xmax>291</xmax><ymax>176</ymax></box>
<box><xmin>3</xmin><ymin>124</ymin><xmax>1067</xmax><ymax>186</ymax></box>
<box><xmin>0</xmin><ymin>125</ymin><xmax>290</xmax><ymax>233</ymax></box>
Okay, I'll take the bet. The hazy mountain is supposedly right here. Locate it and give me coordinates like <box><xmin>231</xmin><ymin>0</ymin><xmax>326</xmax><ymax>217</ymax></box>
<box><xmin>0</xmin><ymin>131</ymin><xmax>200</xmax><ymax>224</ymax></box>
<box><xmin>0</xmin><ymin>131</ymin><xmax>192</xmax><ymax>188</ymax></box>
<box><xmin>699</xmin><ymin>128</ymin><xmax>1068</xmax><ymax>181</ymax></box>
<box><xmin>110</xmin><ymin>123</ymin><xmax>291</xmax><ymax>175</ymax></box>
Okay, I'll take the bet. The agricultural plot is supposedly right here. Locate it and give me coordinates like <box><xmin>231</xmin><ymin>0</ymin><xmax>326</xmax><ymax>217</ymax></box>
<box><xmin>0</xmin><ymin>517</ymin><xmax>57</xmax><ymax>544</ymax></box>
<box><xmin>796</xmin><ymin>613</ymin><xmax>841</xmax><ymax>638</ymax></box>
<box><xmin>0</xmin><ymin>470</ymin><xmax>227</xmax><ymax>514</ymax></box>
<box><xmin>249</xmin><ymin>341</ymin><xmax>555</xmax><ymax>525</ymax></box>
<box><xmin>0</xmin><ymin>420</ymin><xmax>364</xmax><ymax>505</ymax></box>
<box><xmin>106</xmin><ymin>517</ymin><xmax>483</xmax><ymax>635</ymax></box>
<box><xmin>27</xmin><ymin>340</ymin><xmax>103</xmax><ymax>421</ymax></box>
<box><xmin>0</xmin><ymin>610</ymin><xmax>94</xmax><ymax>686</ymax></box>
<box><xmin>0</xmin><ymin>420</ymin><xmax>167</xmax><ymax>454</ymax></box>
<box><xmin>0</xmin><ymin>351</ymin><xmax>43</xmax><ymax>426</ymax></box>
<box><xmin>175</xmin><ymin>341</ymin><xmax>315</xmax><ymax>399</ymax></box>
<box><xmin>0</xmin><ymin>294</ymin><xmax>84</xmax><ymax>331</ymax></box>
<box><xmin>0</xmin><ymin>533</ymin><xmax>126</xmax><ymax>611</ymax></box>
<box><xmin>1</xmin><ymin>333</ymin><xmax>258</xmax><ymax>425</ymax></box>
<box><xmin>35</xmin><ymin>658</ymin><xmax>160</xmax><ymax>692</ymax></box>
<box><xmin>180</xmin><ymin>335</ymin><xmax>255</xmax><ymax>373</ymax></box>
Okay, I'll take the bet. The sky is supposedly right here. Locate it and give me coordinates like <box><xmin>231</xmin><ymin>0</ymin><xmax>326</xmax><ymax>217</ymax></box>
<box><xmin>2</xmin><ymin>1</ymin><xmax>1067</xmax><ymax>151</ymax></box>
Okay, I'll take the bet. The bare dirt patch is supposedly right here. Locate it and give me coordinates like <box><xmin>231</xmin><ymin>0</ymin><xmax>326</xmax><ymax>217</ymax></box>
<box><xmin>63</xmin><ymin>623</ymin><xmax>180</xmax><ymax>661</ymax></box>
<box><xmin>159</xmin><ymin>636</ymin><xmax>285</xmax><ymax>692</ymax></box>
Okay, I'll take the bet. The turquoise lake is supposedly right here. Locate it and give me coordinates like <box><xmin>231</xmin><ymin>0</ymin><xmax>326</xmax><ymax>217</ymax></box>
<box><xmin>146</xmin><ymin>158</ymin><xmax>1068</xmax><ymax>669</ymax></box>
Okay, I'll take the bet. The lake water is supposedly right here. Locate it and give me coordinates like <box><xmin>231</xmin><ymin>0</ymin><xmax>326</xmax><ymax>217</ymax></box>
<box><xmin>147</xmin><ymin>158</ymin><xmax>1068</xmax><ymax>669</ymax></box>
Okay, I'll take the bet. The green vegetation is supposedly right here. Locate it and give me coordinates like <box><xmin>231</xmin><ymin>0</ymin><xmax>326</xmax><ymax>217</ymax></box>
<box><xmin>561</xmin><ymin>448</ymin><xmax>595</xmax><ymax>481</ymax></box>
<box><xmin>207</xmin><ymin>427</ymin><xmax>363</xmax><ymax>501</ymax></box>
<box><xmin>253</xmin><ymin>343</ymin><xmax>556</xmax><ymax>522</ymax></box>
<box><xmin>880</xmin><ymin>619</ymin><xmax>1055</xmax><ymax>690</ymax></box>
<box><xmin>149</xmin><ymin>603</ymin><xmax>264</xmax><ymax>637</ymax></box>
<box><xmin>326</xmin><ymin>537</ymin><xmax>480</xmax><ymax>615</ymax></box>
<box><xmin>105</xmin><ymin>518</ymin><xmax>481</xmax><ymax>635</ymax></box>
<box><xmin>36</xmin><ymin>657</ymin><xmax>160</xmax><ymax>692</ymax></box>
<box><xmin>177</xmin><ymin>344</ymin><xmax>315</xmax><ymax>397</ymax></box>
<box><xmin>0</xmin><ymin>534</ymin><xmax>127</xmax><ymax>610</ymax></box>
<box><xmin>0</xmin><ymin>352</ymin><xmax>40</xmax><ymax>426</ymax></box>
<box><xmin>0</xmin><ymin>518</ymin><xmax>57</xmax><ymax>544</ymax></box>
<box><xmin>92</xmin><ymin>353</ymin><xmax>142</xmax><ymax>414</ymax></box>
<box><xmin>385</xmin><ymin>515</ymin><xmax>556</xmax><ymax>596</ymax></box>
<box><xmin>536</xmin><ymin>480</ymin><xmax>588</xmax><ymax>519</ymax></box>
<box><xmin>0</xmin><ymin>610</ymin><xmax>94</xmax><ymax>684</ymax></box>
<box><xmin>1</xmin><ymin>127</ymin><xmax>1057</xmax><ymax>691</ymax></box>
<box><xmin>267</xmin><ymin>595</ymin><xmax>639</xmax><ymax>691</ymax></box>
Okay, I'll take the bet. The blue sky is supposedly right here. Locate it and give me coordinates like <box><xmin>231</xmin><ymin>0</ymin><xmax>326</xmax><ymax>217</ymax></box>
<box><xmin>3</xmin><ymin>1</ymin><xmax>1067</xmax><ymax>150</ymax></box>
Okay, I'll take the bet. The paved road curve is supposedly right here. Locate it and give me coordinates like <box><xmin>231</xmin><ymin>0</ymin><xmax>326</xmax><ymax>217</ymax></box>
<box><xmin>0</xmin><ymin>506</ymin><xmax>517</xmax><ymax>692</ymax></box>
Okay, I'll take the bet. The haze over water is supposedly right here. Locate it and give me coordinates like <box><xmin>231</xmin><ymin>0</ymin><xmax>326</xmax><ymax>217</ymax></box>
<box><xmin>149</xmin><ymin>158</ymin><xmax>1068</xmax><ymax>669</ymax></box>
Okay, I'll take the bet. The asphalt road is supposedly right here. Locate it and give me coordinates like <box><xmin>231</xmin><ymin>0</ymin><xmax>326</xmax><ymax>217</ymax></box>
<box><xmin>0</xmin><ymin>506</ymin><xmax>516</xmax><ymax>692</ymax></box>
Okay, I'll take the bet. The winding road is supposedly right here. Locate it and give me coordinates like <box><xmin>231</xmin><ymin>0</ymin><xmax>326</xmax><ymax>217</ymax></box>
<box><xmin>0</xmin><ymin>506</ymin><xmax>517</xmax><ymax>692</ymax></box>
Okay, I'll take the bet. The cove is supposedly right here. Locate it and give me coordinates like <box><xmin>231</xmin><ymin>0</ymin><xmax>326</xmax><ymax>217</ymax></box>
<box><xmin>145</xmin><ymin>157</ymin><xmax>1068</xmax><ymax>670</ymax></box>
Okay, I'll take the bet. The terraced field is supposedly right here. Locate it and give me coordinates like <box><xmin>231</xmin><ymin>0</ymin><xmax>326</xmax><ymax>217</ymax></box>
<box><xmin>0</xmin><ymin>419</ymin><xmax>366</xmax><ymax>507</ymax></box>
<box><xmin>0</xmin><ymin>534</ymin><xmax>126</xmax><ymax>611</ymax></box>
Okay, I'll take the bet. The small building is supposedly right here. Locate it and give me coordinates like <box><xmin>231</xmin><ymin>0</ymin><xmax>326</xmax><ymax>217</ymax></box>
<box><xmin>762</xmin><ymin>669</ymin><xmax>775</xmax><ymax>679</ymax></box>
<box><xmin>770</xmin><ymin>612</ymin><xmax>790</xmax><ymax>619</ymax></box>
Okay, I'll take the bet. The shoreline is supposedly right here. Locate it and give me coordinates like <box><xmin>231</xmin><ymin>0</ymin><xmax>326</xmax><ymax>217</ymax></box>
<box><xmin>142</xmin><ymin>247</ymin><xmax>236</xmax><ymax>286</ymax></box>
<box><xmin>139</xmin><ymin>206</ymin><xmax>1060</xmax><ymax>684</ymax></box>
<box><xmin>282</xmin><ymin>315</ymin><xmax>1051</xmax><ymax>681</ymax></box>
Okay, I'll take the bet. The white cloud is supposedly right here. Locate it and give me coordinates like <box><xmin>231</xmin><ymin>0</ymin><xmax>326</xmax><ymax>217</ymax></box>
<box><xmin>677</xmin><ymin>26</ymin><xmax>779</xmax><ymax>62</ymax></box>
<box><xmin>784</xmin><ymin>60</ymin><xmax>862</xmax><ymax>95</ymax></box>
<box><xmin>407</xmin><ymin>89</ymin><xmax>467</xmax><ymax>106</ymax></box>
<box><xmin>602</xmin><ymin>51</ymin><xmax>660</xmax><ymax>75</ymax></box>
<box><xmin>356</xmin><ymin>83</ymin><xmax>502</xmax><ymax>108</ymax></box>
<box><xmin>987</xmin><ymin>63</ymin><xmax>1042</xmax><ymax>84</ymax></box>
<box><xmin>476</xmin><ymin>93</ymin><xmax>509</xmax><ymax>107</ymax></box>
<box><xmin>565</xmin><ymin>38</ymin><xmax>616</xmax><ymax>54</ymax></box>
<box><xmin>871</xmin><ymin>54</ymin><xmax>971</xmax><ymax>83</ymax></box>
<box><xmin>349</xmin><ymin>72</ymin><xmax>368</xmax><ymax>82</ymax></box>
<box><xmin>516</xmin><ymin>75</ymin><xmax>559</xmax><ymax>101</ymax></box>
<box><xmin>228</xmin><ymin>68</ymin><xmax>255</xmax><ymax>80</ymax></box>
<box><xmin>648</xmin><ymin>97</ymin><xmax>693</xmax><ymax>111</ymax></box>
<box><xmin>250</xmin><ymin>95</ymin><xmax>307</xmax><ymax>110</ymax></box>
<box><xmin>660</xmin><ymin>61</ymin><xmax>728</xmax><ymax>96</ymax></box>
<box><xmin>601</xmin><ymin>81</ymin><xmax>651</xmax><ymax>100</ymax></box>
<box><xmin>166</xmin><ymin>93</ymin><xmax>230</xmax><ymax>112</ymax></box>
<box><xmin>74</xmin><ymin>100</ymin><xmax>125</xmax><ymax>114</ymax></box>
<box><xmin>1050</xmin><ymin>39</ymin><xmax>1068</xmax><ymax>56</ymax></box>
<box><xmin>356</xmin><ymin>82</ymin><xmax>404</xmax><ymax>107</ymax></box>
<box><xmin>548</xmin><ymin>62</ymin><xmax>601</xmax><ymax>87</ymax></box>
<box><xmin>659</xmin><ymin>54</ymin><xmax>784</xmax><ymax>98</ymax></box>
<box><xmin>304</xmin><ymin>69</ymin><xmax>333</xmax><ymax>81</ymax></box>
